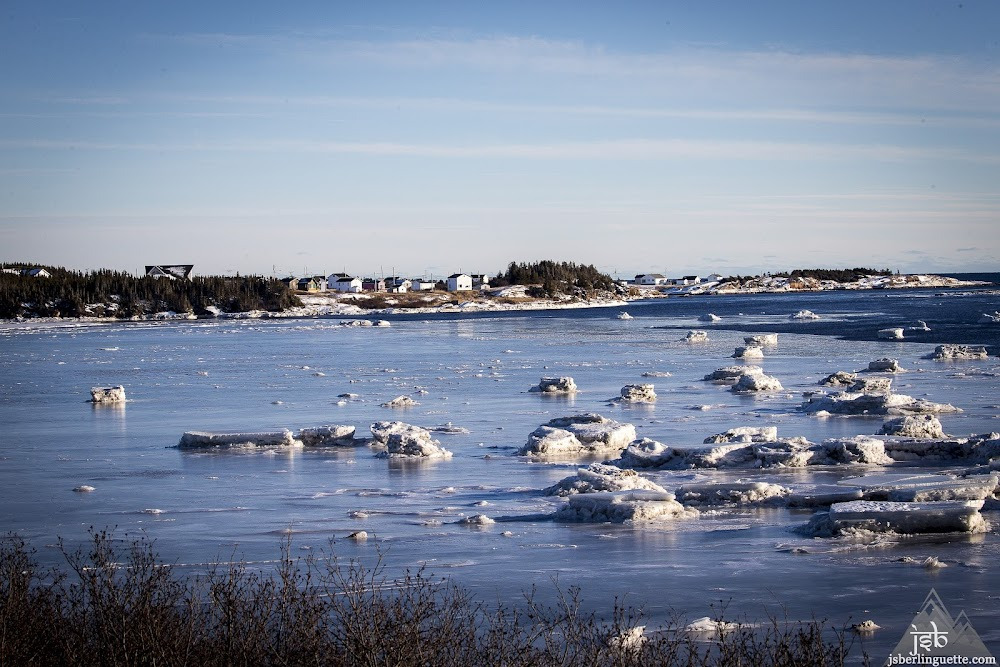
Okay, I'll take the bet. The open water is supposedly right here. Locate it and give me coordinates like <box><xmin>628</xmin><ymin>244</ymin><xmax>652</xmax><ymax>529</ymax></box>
<box><xmin>2</xmin><ymin>285</ymin><xmax>999</xmax><ymax>659</ymax></box>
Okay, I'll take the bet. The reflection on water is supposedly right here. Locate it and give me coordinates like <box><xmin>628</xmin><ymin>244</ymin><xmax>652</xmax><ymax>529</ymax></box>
<box><xmin>1</xmin><ymin>288</ymin><xmax>999</xmax><ymax>659</ymax></box>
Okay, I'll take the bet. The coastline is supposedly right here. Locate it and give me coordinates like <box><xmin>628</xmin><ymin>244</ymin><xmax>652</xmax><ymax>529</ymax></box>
<box><xmin>0</xmin><ymin>273</ymin><xmax>991</xmax><ymax>328</ymax></box>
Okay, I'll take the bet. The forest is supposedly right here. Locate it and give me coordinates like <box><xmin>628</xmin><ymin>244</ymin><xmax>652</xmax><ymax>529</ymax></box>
<box><xmin>0</xmin><ymin>264</ymin><xmax>301</xmax><ymax>319</ymax></box>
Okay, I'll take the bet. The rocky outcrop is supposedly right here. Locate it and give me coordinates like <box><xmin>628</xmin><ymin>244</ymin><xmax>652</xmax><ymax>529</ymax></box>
<box><xmin>529</xmin><ymin>377</ymin><xmax>578</xmax><ymax>393</ymax></box>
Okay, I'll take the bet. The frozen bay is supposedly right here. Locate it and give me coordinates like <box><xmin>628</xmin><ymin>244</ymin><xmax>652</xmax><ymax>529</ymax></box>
<box><xmin>2</xmin><ymin>287</ymin><xmax>999</xmax><ymax>658</ymax></box>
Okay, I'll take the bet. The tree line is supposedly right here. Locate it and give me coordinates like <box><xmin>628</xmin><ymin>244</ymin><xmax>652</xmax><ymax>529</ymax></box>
<box><xmin>491</xmin><ymin>261</ymin><xmax>619</xmax><ymax>297</ymax></box>
<box><xmin>0</xmin><ymin>264</ymin><xmax>301</xmax><ymax>319</ymax></box>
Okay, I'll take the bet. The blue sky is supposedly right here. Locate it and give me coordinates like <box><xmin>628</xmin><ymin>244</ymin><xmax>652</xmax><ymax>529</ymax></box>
<box><xmin>2</xmin><ymin>1</ymin><xmax>998</xmax><ymax>279</ymax></box>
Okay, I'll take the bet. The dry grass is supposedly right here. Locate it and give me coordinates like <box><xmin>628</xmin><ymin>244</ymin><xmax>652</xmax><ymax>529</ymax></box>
<box><xmin>1</xmin><ymin>531</ymin><xmax>870</xmax><ymax>666</ymax></box>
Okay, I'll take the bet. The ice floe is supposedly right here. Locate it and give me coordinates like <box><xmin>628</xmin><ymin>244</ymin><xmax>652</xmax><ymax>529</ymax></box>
<box><xmin>744</xmin><ymin>333</ymin><xmax>778</xmax><ymax>346</ymax></box>
<box><xmin>616</xmin><ymin>312</ymin><xmax>634</xmax><ymax>320</ymax></box>
<box><xmin>297</xmin><ymin>425</ymin><xmax>358</xmax><ymax>446</ymax></box>
<box><xmin>877</xmin><ymin>328</ymin><xmax>904</xmax><ymax>340</ymax></box>
<box><xmin>704</xmin><ymin>426</ymin><xmax>778</xmax><ymax>443</ymax></box>
<box><xmin>381</xmin><ymin>395</ymin><xmax>419</xmax><ymax>408</ymax></box>
<box><xmin>878</xmin><ymin>415</ymin><xmax>946</xmax><ymax>439</ymax></box>
<box><xmin>90</xmin><ymin>385</ymin><xmax>126</xmax><ymax>403</ymax></box>
<box><xmin>554</xmin><ymin>490</ymin><xmax>698</xmax><ymax>523</ymax></box>
<box><xmin>371</xmin><ymin>422</ymin><xmax>452</xmax><ymax>459</ymax></box>
<box><xmin>732</xmin><ymin>345</ymin><xmax>764</xmax><ymax>360</ymax></box>
<box><xmin>801</xmin><ymin>387</ymin><xmax>959</xmax><ymax>416</ymax></box>
<box><xmin>684</xmin><ymin>330</ymin><xmax>709</xmax><ymax>342</ymax></box>
<box><xmin>790</xmin><ymin>310</ymin><xmax>820</xmax><ymax>320</ymax></box>
<box><xmin>528</xmin><ymin>376</ymin><xmax>578</xmax><ymax>393</ymax></box>
<box><xmin>698</xmin><ymin>313</ymin><xmax>721</xmax><ymax>322</ymax></box>
<box><xmin>613</xmin><ymin>384</ymin><xmax>657</xmax><ymax>403</ymax></box>
<box><xmin>178</xmin><ymin>430</ymin><xmax>301</xmax><ymax>448</ymax></box>
<box><xmin>544</xmin><ymin>463</ymin><xmax>667</xmax><ymax>497</ymax></box>
<box><xmin>865</xmin><ymin>358</ymin><xmax>904</xmax><ymax>373</ymax></box>
<box><xmin>819</xmin><ymin>371</ymin><xmax>857</xmax><ymax>387</ymax></box>
<box><xmin>675</xmin><ymin>481</ymin><xmax>789</xmax><ymax>506</ymax></box>
<box><xmin>802</xmin><ymin>499</ymin><xmax>988</xmax><ymax>536</ymax></box>
<box><xmin>703</xmin><ymin>365</ymin><xmax>762</xmax><ymax>382</ymax></box>
<box><xmin>931</xmin><ymin>344</ymin><xmax>989</xmax><ymax>360</ymax></box>
<box><xmin>731</xmin><ymin>372</ymin><xmax>783</xmax><ymax>393</ymax></box>
<box><xmin>516</xmin><ymin>414</ymin><xmax>636</xmax><ymax>458</ymax></box>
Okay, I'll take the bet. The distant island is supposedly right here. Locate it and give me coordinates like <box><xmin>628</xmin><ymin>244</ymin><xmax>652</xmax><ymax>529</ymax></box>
<box><xmin>0</xmin><ymin>262</ymin><xmax>990</xmax><ymax>321</ymax></box>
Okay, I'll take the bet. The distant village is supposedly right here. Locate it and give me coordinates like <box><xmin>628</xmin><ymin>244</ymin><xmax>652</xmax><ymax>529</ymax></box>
<box><xmin>271</xmin><ymin>271</ymin><xmax>726</xmax><ymax>294</ymax></box>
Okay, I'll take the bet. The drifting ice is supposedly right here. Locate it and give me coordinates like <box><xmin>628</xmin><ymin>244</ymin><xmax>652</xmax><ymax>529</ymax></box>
<box><xmin>529</xmin><ymin>377</ymin><xmax>578</xmax><ymax>393</ymax></box>
<box><xmin>554</xmin><ymin>490</ymin><xmax>698</xmax><ymax>523</ymax></box>
<box><xmin>805</xmin><ymin>499</ymin><xmax>988</xmax><ymax>535</ymax></box>
<box><xmin>544</xmin><ymin>463</ymin><xmax>667</xmax><ymax>497</ymax></box>
<box><xmin>90</xmin><ymin>385</ymin><xmax>126</xmax><ymax>403</ymax></box>
<box><xmin>517</xmin><ymin>414</ymin><xmax>637</xmax><ymax>457</ymax></box>
<box><xmin>178</xmin><ymin>430</ymin><xmax>301</xmax><ymax>448</ymax></box>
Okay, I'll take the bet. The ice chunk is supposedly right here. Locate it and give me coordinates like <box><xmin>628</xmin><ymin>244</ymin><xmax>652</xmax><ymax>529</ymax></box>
<box><xmin>820</xmin><ymin>371</ymin><xmax>856</xmax><ymax>387</ymax></box>
<box><xmin>544</xmin><ymin>463</ymin><xmax>667</xmax><ymax>497</ymax></box>
<box><xmin>704</xmin><ymin>426</ymin><xmax>778</xmax><ymax>444</ymax></box>
<box><xmin>684</xmin><ymin>330</ymin><xmax>709</xmax><ymax>342</ymax></box>
<box><xmin>528</xmin><ymin>376</ymin><xmax>578</xmax><ymax>393</ymax></box>
<box><xmin>823</xmin><ymin>499</ymin><xmax>988</xmax><ymax>534</ymax></box>
<box><xmin>616</xmin><ymin>312</ymin><xmax>634</xmax><ymax>320</ymax></box>
<box><xmin>866</xmin><ymin>358</ymin><xmax>903</xmax><ymax>373</ymax></box>
<box><xmin>517</xmin><ymin>415</ymin><xmax>636</xmax><ymax>457</ymax></box>
<box><xmin>849</xmin><ymin>377</ymin><xmax>892</xmax><ymax>394</ymax></box>
<box><xmin>731</xmin><ymin>372</ymin><xmax>783</xmax><ymax>393</ymax></box>
<box><xmin>744</xmin><ymin>333</ymin><xmax>778</xmax><ymax>346</ymax></box>
<box><xmin>816</xmin><ymin>437</ymin><xmax>893</xmax><ymax>465</ymax></box>
<box><xmin>698</xmin><ymin>313</ymin><xmax>721</xmax><ymax>322</ymax></box>
<box><xmin>375</xmin><ymin>427</ymin><xmax>452</xmax><ymax>459</ymax></box>
<box><xmin>732</xmin><ymin>345</ymin><xmax>764</xmax><ymax>360</ymax></box>
<box><xmin>787</xmin><ymin>486</ymin><xmax>864</xmax><ymax>507</ymax></box>
<box><xmin>90</xmin><ymin>385</ymin><xmax>126</xmax><ymax>403</ymax></box>
<box><xmin>790</xmin><ymin>310</ymin><xmax>820</xmax><ymax>320</ymax></box>
<box><xmin>802</xmin><ymin>391</ymin><xmax>960</xmax><ymax>416</ymax></box>
<box><xmin>614</xmin><ymin>384</ymin><xmax>657</xmax><ymax>403</ymax></box>
<box><xmin>676</xmin><ymin>481</ymin><xmax>789</xmax><ymax>506</ymax></box>
<box><xmin>297</xmin><ymin>425</ymin><xmax>357</xmax><ymax>446</ymax></box>
<box><xmin>878</xmin><ymin>415</ymin><xmax>946</xmax><ymax>439</ymax></box>
<box><xmin>457</xmin><ymin>514</ymin><xmax>495</xmax><ymax>525</ymax></box>
<box><xmin>877</xmin><ymin>328</ymin><xmax>904</xmax><ymax>340</ymax></box>
<box><xmin>931</xmin><ymin>344</ymin><xmax>988</xmax><ymax>360</ymax></box>
<box><xmin>178</xmin><ymin>430</ymin><xmax>301</xmax><ymax>448</ymax></box>
<box><xmin>381</xmin><ymin>395</ymin><xmax>419</xmax><ymax>408</ymax></box>
<box><xmin>703</xmin><ymin>365</ymin><xmax>763</xmax><ymax>382</ymax></box>
<box><xmin>554</xmin><ymin>490</ymin><xmax>698</xmax><ymax>523</ymax></box>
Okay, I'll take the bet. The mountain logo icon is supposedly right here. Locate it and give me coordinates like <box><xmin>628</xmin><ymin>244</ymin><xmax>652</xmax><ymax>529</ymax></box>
<box><xmin>887</xmin><ymin>589</ymin><xmax>994</xmax><ymax>665</ymax></box>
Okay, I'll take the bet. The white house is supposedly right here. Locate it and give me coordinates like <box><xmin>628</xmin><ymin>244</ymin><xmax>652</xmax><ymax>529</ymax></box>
<box><xmin>705</xmin><ymin>273</ymin><xmax>724</xmax><ymax>283</ymax></box>
<box><xmin>672</xmin><ymin>275</ymin><xmax>701</xmax><ymax>286</ymax></box>
<box><xmin>385</xmin><ymin>277</ymin><xmax>412</xmax><ymax>293</ymax></box>
<box><xmin>411</xmin><ymin>279</ymin><xmax>436</xmax><ymax>291</ymax></box>
<box><xmin>447</xmin><ymin>273</ymin><xmax>473</xmax><ymax>292</ymax></box>
<box><xmin>634</xmin><ymin>273</ymin><xmax>668</xmax><ymax>286</ymax></box>
<box><xmin>333</xmin><ymin>276</ymin><xmax>363</xmax><ymax>293</ymax></box>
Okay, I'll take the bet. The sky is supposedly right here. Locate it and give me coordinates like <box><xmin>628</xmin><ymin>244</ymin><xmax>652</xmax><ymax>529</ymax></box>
<box><xmin>2</xmin><ymin>0</ymin><xmax>999</xmax><ymax>279</ymax></box>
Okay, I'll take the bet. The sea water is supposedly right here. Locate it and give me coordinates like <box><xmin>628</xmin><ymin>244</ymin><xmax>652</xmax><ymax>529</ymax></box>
<box><xmin>1</xmin><ymin>287</ymin><xmax>999</xmax><ymax>658</ymax></box>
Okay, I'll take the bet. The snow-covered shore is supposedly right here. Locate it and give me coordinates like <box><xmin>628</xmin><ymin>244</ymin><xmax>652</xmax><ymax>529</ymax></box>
<box><xmin>0</xmin><ymin>274</ymin><xmax>989</xmax><ymax>326</ymax></box>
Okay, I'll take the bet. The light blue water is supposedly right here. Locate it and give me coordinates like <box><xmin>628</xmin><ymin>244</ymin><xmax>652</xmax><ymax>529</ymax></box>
<box><xmin>2</xmin><ymin>290</ymin><xmax>999</xmax><ymax>659</ymax></box>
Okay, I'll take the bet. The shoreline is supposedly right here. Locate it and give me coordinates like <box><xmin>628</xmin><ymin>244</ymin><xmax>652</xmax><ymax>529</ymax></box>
<box><xmin>0</xmin><ymin>274</ymin><xmax>992</xmax><ymax>328</ymax></box>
